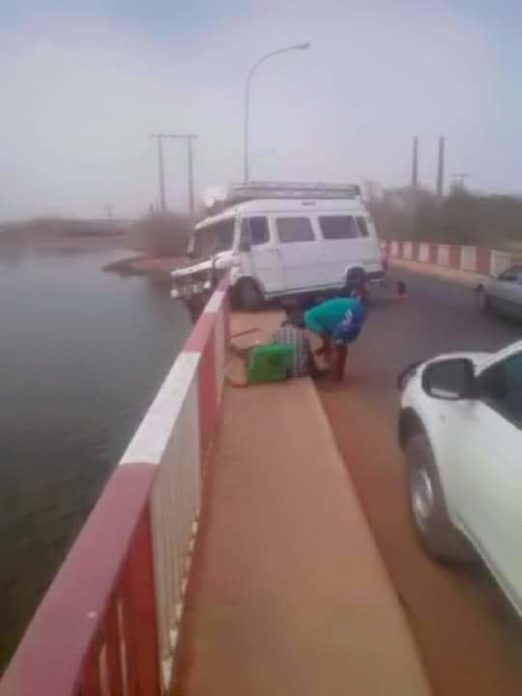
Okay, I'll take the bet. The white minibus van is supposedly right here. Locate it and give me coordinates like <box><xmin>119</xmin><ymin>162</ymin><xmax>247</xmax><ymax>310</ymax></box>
<box><xmin>171</xmin><ymin>182</ymin><xmax>384</xmax><ymax>309</ymax></box>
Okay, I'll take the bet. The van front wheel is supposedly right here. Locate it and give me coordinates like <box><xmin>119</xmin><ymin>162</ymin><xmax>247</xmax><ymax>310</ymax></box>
<box><xmin>234</xmin><ymin>279</ymin><xmax>264</xmax><ymax>311</ymax></box>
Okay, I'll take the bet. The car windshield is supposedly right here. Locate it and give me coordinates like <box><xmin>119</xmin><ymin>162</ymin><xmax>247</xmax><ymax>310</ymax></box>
<box><xmin>192</xmin><ymin>219</ymin><xmax>235</xmax><ymax>258</ymax></box>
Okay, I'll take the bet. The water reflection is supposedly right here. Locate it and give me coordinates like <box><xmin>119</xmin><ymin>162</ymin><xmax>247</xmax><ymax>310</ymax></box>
<box><xmin>0</xmin><ymin>245</ymin><xmax>191</xmax><ymax>668</ymax></box>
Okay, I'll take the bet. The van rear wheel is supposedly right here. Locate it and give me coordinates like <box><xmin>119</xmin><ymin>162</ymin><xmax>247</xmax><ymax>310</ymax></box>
<box><xmin>234</xmin><ymin>278</ymin><xmax>264</xmax><ymax>311</ymax></box>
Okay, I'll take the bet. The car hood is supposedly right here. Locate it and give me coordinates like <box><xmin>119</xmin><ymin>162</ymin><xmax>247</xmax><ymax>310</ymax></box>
<box><xmin>171</xmin><ymin>259</ymin><xmax>213</xmax><ymax>279</ymax></box>
<box><xmin>171</xmin><ymin>250</ymin><xmax>235</xmax><ymax>279</ymax></box>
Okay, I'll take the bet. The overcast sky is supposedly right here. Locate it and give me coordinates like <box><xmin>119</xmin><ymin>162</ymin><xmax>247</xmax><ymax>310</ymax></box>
<box><xmin>1</xmin><ymin>0</ymin><xmax>521</xmax><ymax>219</ymax></box>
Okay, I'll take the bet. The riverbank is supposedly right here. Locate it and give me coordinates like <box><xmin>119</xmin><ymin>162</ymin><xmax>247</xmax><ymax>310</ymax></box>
<box><xmin>103</xmin><ymin>255</ymin><xmax>187</xmax><ymax>282</ymax></box>
<box><xmin>0</xmin><ymin>219</ymin><xmax>126</xmax><ymax>252</ymax></box>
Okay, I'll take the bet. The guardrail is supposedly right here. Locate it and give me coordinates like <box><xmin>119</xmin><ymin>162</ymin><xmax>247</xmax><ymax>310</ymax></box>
<box><xmin>0</xmin><ymin>280</ymin><xmax>230</xmax><ymax>696</ymax></box>
<box><xmin>383</xmin><ymin>240</ymin><xmax>519</xmax><ymax>277</ymax></box>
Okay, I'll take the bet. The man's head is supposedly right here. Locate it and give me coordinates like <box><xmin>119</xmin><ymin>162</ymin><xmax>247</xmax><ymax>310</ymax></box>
<box><xmin>345</xmin><ymin>278</ymin><xmax>367</xmax><ymax>304</ymax></box>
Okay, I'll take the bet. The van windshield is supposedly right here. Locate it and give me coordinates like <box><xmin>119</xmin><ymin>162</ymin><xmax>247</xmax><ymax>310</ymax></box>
<box><xmin>192</xmin><ymin>219</ymin><xmax>235</xmax><ymax>259</ymax></box>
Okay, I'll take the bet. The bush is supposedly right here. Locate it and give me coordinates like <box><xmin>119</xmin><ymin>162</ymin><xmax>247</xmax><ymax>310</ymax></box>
<box><xmin>127</xmin><ymin>212</ymin><xmax>191</xmax><ymax>257</ymax></box>
<box><xmin>370</xmin><ymin>188</ymin><xmax>522</xmax><ymax>250</ymax></box>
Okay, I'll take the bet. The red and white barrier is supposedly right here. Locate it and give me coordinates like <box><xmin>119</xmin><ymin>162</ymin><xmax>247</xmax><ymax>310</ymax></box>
<box><xmin>1</xmin><ymin>279</ymin><xmax>230</xmax><ymax>696</ymax></box>
<box><xmin>436</xmin><ymin>244</ymin><xmax>450</xmax><ymax>268</ymax></box>
<box><xmin>418</xmin><ymin>242</ymin><xmax>430</xmax><ymax>263</ymax></box>
<box><xmin>383</xmin><ymin>240</ymin><xmax>520</xmax><ymax>277</ymax></box>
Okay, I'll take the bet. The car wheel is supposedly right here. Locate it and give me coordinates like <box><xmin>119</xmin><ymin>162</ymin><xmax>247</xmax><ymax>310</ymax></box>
<box><xmin>406</xmin><ymin>434</ymin><xmax>473</xmax><ymax>562</ymax></box>
<box><xmin>234</xmin><ymin>278</ymin><xmax>264</xmax><ymax>311</ymax></box>
<box><xmin>477</xmin><ymin>286</ymin><xmax>490</xmax><ymax>314</ymax></box>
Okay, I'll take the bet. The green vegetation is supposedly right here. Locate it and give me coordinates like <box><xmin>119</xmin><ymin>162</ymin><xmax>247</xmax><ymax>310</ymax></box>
<box><xmin>127</xmin><ymin>212</ymin><xmax>191</xmax><ymax>257</ymax></box>
<box><xmin>370</xmin><ymin>189</ymin><xmax>522</xmax><ymax>251</ymax></box>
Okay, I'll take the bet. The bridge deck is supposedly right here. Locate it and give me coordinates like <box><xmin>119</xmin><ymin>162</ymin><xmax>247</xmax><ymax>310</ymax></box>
<box><xmin>174</xmin><ymin>311</ymin><xmax>429</xmax><ymax>695</ymax></box>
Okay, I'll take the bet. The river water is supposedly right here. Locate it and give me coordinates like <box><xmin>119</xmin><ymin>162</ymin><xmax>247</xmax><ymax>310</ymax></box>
<box><xmin>0</xmin><ymin>243</ymin><xmax>191</xmax><ymax>668</ymax></box>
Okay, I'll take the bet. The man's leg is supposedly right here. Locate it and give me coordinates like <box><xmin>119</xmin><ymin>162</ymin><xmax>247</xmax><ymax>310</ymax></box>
<box><xmin>332</xmin><ymin>344</ymin><xmax>348</xmax><ymax>381</ymax></box>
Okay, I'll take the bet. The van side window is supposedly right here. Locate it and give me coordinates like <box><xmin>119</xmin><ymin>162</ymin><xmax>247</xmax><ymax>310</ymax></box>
<box><xmin>356</xmin><ymin>217</ymin><xmax>370</xmax><ymax>238</ymax></box>
<box><xmin>276</xmin><ymin>217</ymin><xmax>315</xmax><ymax>243</ymax></box>
<box><xmin>319</xmin><ymin>216</ymin><xmax>358</xmax><ymax>240</ymax></box>
<box><xmin>241</xmin><ymin>216</ymin><xmax>269</xmax><ymax>245</ymax></box>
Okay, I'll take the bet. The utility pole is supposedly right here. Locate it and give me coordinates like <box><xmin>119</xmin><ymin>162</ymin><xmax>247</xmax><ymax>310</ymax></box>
<box><xmin>150</xmin><ymin>133</ymin><xmax>197</xmax><ymax>219</ymax></box>
<box><xmin>436</xmin><ymin>136</ymin><xmax>445</xmax><ymax>199</ymax></box>
<box><xmin>452</xmin><ymin>172</ymin><xmax>469</xmax><ymax>191</ymax></box>
<box><xmin>411</xmin><ymin>136</ymin><xmax>419</xmax><ymax>190</ymax></box>
<box><xmin>185</xmin><ymin>135</ymin><xmax>197</xmax><ymax>222</ymax></box>
<box><xmin>151</xmin><ymin>134</ymin><xmax>167</xmax><ymax>212</ymax></box>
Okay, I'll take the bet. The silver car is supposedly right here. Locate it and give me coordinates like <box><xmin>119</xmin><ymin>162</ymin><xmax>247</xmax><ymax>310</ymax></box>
<box><xmin>478</xmin><ymin>265</ymin><xmax>522</xmax><ymax>319</ymax></box>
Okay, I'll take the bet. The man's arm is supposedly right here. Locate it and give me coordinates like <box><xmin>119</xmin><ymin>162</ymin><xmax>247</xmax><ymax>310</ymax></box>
<box><xmin>314</xmin><ymin>333</ymin><xmax>331</xmax><ymax>357</ymax></box>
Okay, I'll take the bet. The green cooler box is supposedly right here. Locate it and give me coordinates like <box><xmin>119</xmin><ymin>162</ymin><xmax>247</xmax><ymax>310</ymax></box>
<box><xmin>247</xmin><ymin>344</ymin><xmax>294</xmax><ymax>384</ymax></box>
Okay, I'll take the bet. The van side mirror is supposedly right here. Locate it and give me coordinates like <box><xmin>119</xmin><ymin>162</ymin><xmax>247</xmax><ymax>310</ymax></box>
<box><xmin>422</xmin><ymin>358</ymin><xmax>476</xmax><ymax>400</ymax></box>
<box><xmin>239</xmin><ymin>239</ymin><xmax>251</xmax><ymax>252</ymax></box>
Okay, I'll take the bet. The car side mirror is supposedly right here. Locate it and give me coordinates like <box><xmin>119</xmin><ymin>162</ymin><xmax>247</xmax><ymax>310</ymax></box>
<box><xmin>422</xmin><ymin>358</ymin><xmax>476</xmax><ymax>400</ymax></box>
<box><xmin>238</xmin><ymin>239</ymin><xmax>251</xmax><ymax>252</ymax></box>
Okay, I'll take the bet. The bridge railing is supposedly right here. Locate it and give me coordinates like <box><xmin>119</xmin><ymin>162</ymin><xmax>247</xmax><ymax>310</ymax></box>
<box><xmin>1</xmin><ymin>281</ymin><xmax>229</xmax><ymax>696</ymax></box>
<box><xmin>383</xmin><ymin>240</ymin><xmax>520</xmax><ymax>277</ymax></box>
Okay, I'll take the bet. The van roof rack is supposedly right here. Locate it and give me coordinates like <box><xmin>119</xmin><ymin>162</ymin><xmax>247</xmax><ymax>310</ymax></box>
<box><xmin>206</xmin><ymin>181</ymin><xmax>361</xmax><ymax>210</ymax></box>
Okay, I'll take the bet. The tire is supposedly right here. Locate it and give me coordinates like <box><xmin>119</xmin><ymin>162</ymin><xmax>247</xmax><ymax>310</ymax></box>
<box><xmin>234</xmin><ymin>278</ymin><xmax>264</xmax><ymax>311</ymax></box>
<box><xmin>406</xmin><ymin>434</ymin><xmax>473</xmax><ymax>562</ymax></box>
<box><xmin>477</xmin><ymin>286</ymin><xmax>490</xmax><ymax>314</ymax></box>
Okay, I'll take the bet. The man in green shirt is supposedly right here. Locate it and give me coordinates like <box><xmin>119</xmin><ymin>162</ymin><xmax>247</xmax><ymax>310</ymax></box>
<box><xmin>304</xmin><ymin>297</ymin><xmax>366</xmax><ymax>381</ymax></box>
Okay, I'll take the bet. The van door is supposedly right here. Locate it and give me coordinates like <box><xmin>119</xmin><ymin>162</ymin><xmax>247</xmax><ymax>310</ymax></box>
<box><xmin>317</xmin><ymin>214</ymin><xmax>378</xmax><ymax>287</ymax></box>
<box><xmin>239</xmin><ymin>216</ymin><xmax>284</xmax><ymax>294</ymax></box>
<box><xmin>273</xmin><ymin>216</ymin><xmax>321</xmax><ymax>292</ymax></box>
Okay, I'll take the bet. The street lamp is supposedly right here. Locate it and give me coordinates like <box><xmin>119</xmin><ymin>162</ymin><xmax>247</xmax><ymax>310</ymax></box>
<box><xmin>243</xmin><ymin>42</ymin><xmax>310</xmax><ymax>182</ymax></box>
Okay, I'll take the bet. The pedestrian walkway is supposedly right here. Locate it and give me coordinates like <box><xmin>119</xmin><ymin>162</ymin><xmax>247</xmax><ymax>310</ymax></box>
<box><xmin>174</xmin><ymin>312</ymin><xmax>430</xmax><ymax>695</ymax></box>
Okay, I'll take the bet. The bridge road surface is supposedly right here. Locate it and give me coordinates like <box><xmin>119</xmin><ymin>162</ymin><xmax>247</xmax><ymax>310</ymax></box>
<box><xmin>319</xmin><ymin>270</ymin><xmax>522</xmax><ymax>695</ymax></box>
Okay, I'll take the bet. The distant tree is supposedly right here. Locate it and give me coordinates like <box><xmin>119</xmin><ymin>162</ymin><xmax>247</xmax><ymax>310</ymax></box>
<box><xmin>127</xmin><ymin>211</ymin><xmax>192</xmax><ymax>257</ymax></box>
<box><xmin>369</xmin><ymin>186</ymin><xmax>522</xmax><ymax>250</ymax></box>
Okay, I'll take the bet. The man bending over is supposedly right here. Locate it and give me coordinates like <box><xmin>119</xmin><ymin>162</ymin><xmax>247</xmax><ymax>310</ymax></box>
<box><xmin>304</xmin><ymin>296</ymin><xmax>366</xmax><ymax>381</ymax></box>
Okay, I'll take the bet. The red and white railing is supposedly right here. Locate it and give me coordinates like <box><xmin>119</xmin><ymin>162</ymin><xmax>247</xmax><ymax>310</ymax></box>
<box><xmin>0</xmin><ymin>280</ymin><xmax>230</xmax><ymax>696</ymax></box>
<box><xmin>382</xmin><ymin>240</ymin><xmax>518</xmax><ymax>277</ymax></box>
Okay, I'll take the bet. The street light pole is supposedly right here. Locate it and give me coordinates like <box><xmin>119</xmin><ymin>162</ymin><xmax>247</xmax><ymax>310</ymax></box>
<box><xmin>243</xmin><ymin>42</ymin><xmax>310</xmax><ymax>183</ymax></box>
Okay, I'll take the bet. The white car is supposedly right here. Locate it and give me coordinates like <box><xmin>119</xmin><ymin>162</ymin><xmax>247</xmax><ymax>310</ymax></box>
<box><xmin>398</xmin><ymin>340</ymin><xmax>522</xmax><ymax>615</ymax></box>
<box><xmin>477</xmin><ymin>264</ymin><xmax>522</xmax><ymax>320</ymax></box>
